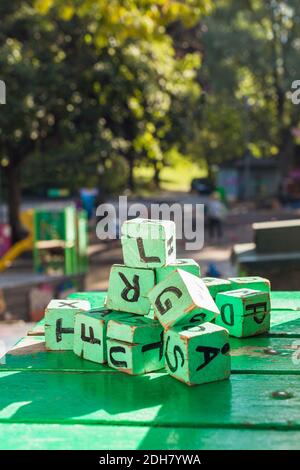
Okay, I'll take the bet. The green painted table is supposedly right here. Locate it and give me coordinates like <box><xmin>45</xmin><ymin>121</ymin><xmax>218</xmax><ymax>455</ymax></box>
<box><xmin>1</xmin><ymin>292</ymin><xmax>300</xmax><ymax>450</ymax></box>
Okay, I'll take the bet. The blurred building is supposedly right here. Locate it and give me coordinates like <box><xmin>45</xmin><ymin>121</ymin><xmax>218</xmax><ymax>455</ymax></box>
<box><xmin>217</xmin><ymin>156</ymin><xmax>280</xmax><ymax>202</ymax></box>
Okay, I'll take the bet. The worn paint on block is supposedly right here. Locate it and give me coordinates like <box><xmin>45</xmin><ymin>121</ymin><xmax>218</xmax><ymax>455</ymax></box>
<box><xmin>215</xmin><ymin>288</ymin><xmax>271</xmax><ymax>338</ymax></box>
<box><xmin>156</xmin><ymin>259</ymin><xmax>200</xmax><ymax>283</ymax></box>
<box><xmin>121</xmin><ymin>218</ymin><xmax>176</xmax><ymax>268</ymax></box>
<box><xmin>107</xmin><ymin>314</ymin><xmax>163</xmax><ymax>344</ymax></box>
<box><xmin>68</xmin><ymin>291</ymin><xmax>107</xmax><ymax>309</ymax></box>
<box><xmin>202</xmin><ymin>277</ymin><xmax>232</xmax><ymax>299</ymax></box>
<box><xmin>107</xmin><ymin>336</ymin><xmax>164</xmax><ymax>375</ymax></box>
<box><xmin>45</xmin><ymin>299</ymin><xmax>90</xmax><ymax>350</ymax></box>
<box><xmin>228</xmin><ymin>276</ymin><xmax>271</xmax><ymax>293</ymax></box>
<box><xmin>106</xmin><ymin>264</ymin><xmax>155</xmax><ymax>315</ymax></box>
<box><xmin>149</xmin><ymin>269</ymin><xmax>219</xmax><ymax>329</ymax></box>
<box><xmin>164</xmin><ymin>322</ymin><xmax>231</xmax><ymax>386</ymax></box>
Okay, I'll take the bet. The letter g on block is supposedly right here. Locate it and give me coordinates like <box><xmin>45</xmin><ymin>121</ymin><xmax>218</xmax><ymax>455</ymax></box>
<box><xmin>155</xmin><ymin>286</ymin><xmax>182</xmax><ymax>315</ymax></box>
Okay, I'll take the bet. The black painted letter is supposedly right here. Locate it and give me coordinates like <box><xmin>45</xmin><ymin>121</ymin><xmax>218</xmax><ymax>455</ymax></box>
<box><xmin>56</xmin><ymin>319</ymin><xmax>74</xmax><ymax>343</ymax></box>
<box><xmin>119</xmin><ymin>272</ymin><xmax>140</xmax><ymax>302</ymax></box>
<box><xmin>109</xmin><ymin>346</ymin><xmax>128</xmax><ymax>368</ymax></box>
<box><xmin>142</xmin><ymin>331</ymin><xmax>164</xmax><ymax>360</ymax></box>
<box><xmin>155</xmin><ymin>287</ymin><xmax>182</xmax><ymax>315</ymax></box>
<box><xmin>81</xmin><ymin>324</ymin><xmax>101</xmax><ymax>345</ymax></box>
<box><xmin>165</xmin><ymin>337</ymin><xmax>185</xmax><ymax>372</ymax></box>
<box><xmin>137</xmin><ymin>237</ymin><xmax>161</xmax><ymax>264</ymax></box>
<box><xmin>246</xmin><ymin>302</ymin><xmax>268</xmax><ymax>324</ymax></box>
<box><xmin>220</xmin><ymin>303</ymin><xmax>235</xmax><ymax>326</ymax></box>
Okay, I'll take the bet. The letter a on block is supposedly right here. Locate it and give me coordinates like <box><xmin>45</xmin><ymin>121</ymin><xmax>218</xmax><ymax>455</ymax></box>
<box><xmin>149</xmin><ymin>269</ymin><xmax>219</xmax><ymax>329</ymax></box>
<box><xmin>121</xmin><ymin>218</ymin><xmax>176</xmax><ymax>268</ymax></box>
<box><xmin>45</xmin><ymin>299</ymin><xmax>90</xmax><ymax>350</ymax></box>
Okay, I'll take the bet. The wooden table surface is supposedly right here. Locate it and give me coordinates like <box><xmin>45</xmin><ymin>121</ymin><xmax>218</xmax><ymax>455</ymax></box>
<box><xmin>1</xmin><ymin>291</ymin><xmax>300</xmax><ymax>450</ymax></box>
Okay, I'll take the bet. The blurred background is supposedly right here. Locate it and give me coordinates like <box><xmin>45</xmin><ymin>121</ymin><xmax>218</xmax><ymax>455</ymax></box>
<box><xmin>1</xmin><ymin>0</ymin><xmax>300</xmax><ymax>346</ymax></box>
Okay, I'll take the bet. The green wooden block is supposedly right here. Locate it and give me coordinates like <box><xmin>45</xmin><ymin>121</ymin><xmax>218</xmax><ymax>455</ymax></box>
<box><xmin>121</xmin><ymin>218</ymin><xmax>176</xmax><ymax>268</ymax></box>
<box><xmin>74</xmin><ymin>309</ymin><xmax>113</xmax><ymax>363</ymax></box>
<box><xmin>164</xmin><ymin>322</ymin><xmax>231</xmax><ymax>386</ymax></box>
<box><xmin>107</xmin><ymin>314</ymin><xmax>163</xmax><ymax>344</ymax></box>
<box><xmin>106</xmin><ymin>264</ymin><xmax>155</xmax><ymax>315</ymax></box>
<box><xmin>156</xmin><ymin>259</ymin><xmax>200</xmax><ymax>283</ymax></box>
<box><xmin>215</xmin><ymin>288</ymin><xmax>271</xmax><ymax>338</ymax></box>
<box><xmin>148</xmin><ymin>269</ymin><xmax>219</xmax><ymax>329</ymax></box>
<box><xmin>228</xmin><ymin>276</ymin><xmax>271</xmax><ymax>293</ymax></box>
<box><xmin>45</xmin><ymin>299</ymin><xmax>90</xmax><ymax>350</ymax></box>
<box><xmin>107</xmin><ymin>335</ymin><xmax>164</xmax><ymax>375</ymax></box>
<box><xmin>73</xmin><ymin>310</ymin><xmax>150</xmax><ymax>363</ymax></box>
<box><xmin>202</xmin><ymin>277</ymin><xmax>232</xmax><ymax>299</ymax></box>
<box><xmin>67</xmin><ymin>291</ymin><xmax>107</xmax><ymax>309</ymax></box>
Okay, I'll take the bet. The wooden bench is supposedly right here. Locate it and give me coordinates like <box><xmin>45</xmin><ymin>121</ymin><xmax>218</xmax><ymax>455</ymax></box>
<box><xmin>1</xmin><ymin>291</ymin><xmax>300</xmax><ymax>450</ymax></box>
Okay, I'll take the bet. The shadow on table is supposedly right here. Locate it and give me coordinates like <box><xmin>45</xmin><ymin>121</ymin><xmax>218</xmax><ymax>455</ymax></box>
<box><xmin>0</xmin><ymin>369</ymin><xmax>232</xmax><ymax>434</ymax></box>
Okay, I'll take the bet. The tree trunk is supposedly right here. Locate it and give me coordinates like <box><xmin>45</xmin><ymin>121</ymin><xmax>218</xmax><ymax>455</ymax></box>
<box><xmin>153</xmin><ymin>161</ymin><xmax>161</xmax><ymax>189</ymax></box>
<box><xmin>128</xmin><ymin>157</ymin><xmax>135</xmax><ymax>191</ymax></box>
<box><xmin>278</xmin><ymin>127</ymin><xmax>295</xmax><ymax>180</ymax></box>
<box><xmin>5</xmin><ymin>163</ymin><xmax>26</xmax><ymax>243</ymax></box>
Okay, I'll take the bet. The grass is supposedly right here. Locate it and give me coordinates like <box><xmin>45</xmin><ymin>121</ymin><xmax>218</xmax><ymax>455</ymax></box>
<box><xmin>134</xmin><ymin>156</ymin><xmax>207</xmax><ymax>195</ymax></box>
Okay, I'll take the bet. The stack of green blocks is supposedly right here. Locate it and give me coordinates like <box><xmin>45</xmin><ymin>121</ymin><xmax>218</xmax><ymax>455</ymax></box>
<box><xmin>44</xmin><ymin>218</ymin><xmax>271</xmax><ymax>386</ymax></box>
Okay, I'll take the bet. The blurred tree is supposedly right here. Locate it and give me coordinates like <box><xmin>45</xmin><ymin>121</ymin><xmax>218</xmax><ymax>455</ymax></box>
<box><xmin>197</xmin><ymin>0</ymin><xmax>300</xmax><ymax>174</ymax></box>
<box><xmin>0</xmin><ymin>0</ymin><xmax>212</xmax><ymax>242</ymax></box>
<box><xmin>0</xmin><ymin>1</ymin><xmax>105</xmax><ymax>240</ymax></box>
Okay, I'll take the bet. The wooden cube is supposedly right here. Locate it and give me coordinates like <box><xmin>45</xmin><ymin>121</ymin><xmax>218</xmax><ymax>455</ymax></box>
<box><xmin>73</xmin><ymin>308</ymin><xmax>123</xmax><ymax>363</ymax></box>
<box><xmin>107</xmin><ymin>316</ymin><xmax>164</xmax><ymax>375</ymax></box>
<box><xmin>164</xmin><ymin>322</ymin><xmax>231</xmax><ymax>386</ymax></box>
<box><xmin>106</xmin><ymin>264</ymin><xmax>155</xmax><ymax>315</ymax></box>
<box><xmin>121</xmin><ymin>218</ymin><xmax>176</xmax><ymax>268</ymax></box>
<box><xmin>68</xmin><ymin>291</ymin><xmax>107</xmax><ymax>309</ymax></box>
<box><xmin>215</xmin><ymin>288</ymin><xmax>271</xmax><ymax>338</ymax></box>
<box><xmin>45</xmin><ymin>299</ymin><xmax>90</xmax><ymax>350</ymax></box>
<box><xmin>107</xmin><ymin>314</ymin><xmax>163</xmax><ymax>344</ymax></box>
<box><xmin>202</xmin><ymin>277</ymin><xmax>232</xmax><ymax>299</ymax></box>
<box><xmin>228</xmin><ymin>276</ymin><xmax>271</xmax><ymax>293</ymax></box>
<box><xmin>156</xmin><ymin>259</ymin><xmax>201</xmax><ymax>283</ymax></box>
<box><xmin>148</xmin><ymin>269</ymin><xmax>219</xmax><ymax>329</ymax></box>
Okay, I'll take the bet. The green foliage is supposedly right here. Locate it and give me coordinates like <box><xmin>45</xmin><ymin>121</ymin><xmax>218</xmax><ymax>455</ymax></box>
<box><xmin>0</xmin><ymin>0</ymin><xmax>212</xmax><ymax>200</ymax></box>
<box><xmin>196</xmin><ymin>0</ymin><xmax>300</xmax><ymax>167</ymax></box>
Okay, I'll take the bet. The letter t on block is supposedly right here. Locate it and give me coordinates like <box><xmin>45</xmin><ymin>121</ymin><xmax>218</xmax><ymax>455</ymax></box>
<box><xmin>45</xmin><ymin>299</ymin><xmax>91</xmax><ymax>350</ymax></box>
<box><xmin>149</xmin><ymin>269</ymin><xmax>220</xmax><ymax>329</ymax></box>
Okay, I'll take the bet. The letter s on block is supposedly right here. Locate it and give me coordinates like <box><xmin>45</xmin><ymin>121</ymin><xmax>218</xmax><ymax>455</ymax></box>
<box><xmin>155</xmin><ymin>286</ymin><xmax>182</xmax><ymax>315</ymax></box>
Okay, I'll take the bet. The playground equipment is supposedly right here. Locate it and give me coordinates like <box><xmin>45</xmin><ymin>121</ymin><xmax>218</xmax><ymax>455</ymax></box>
<box><xmin>0</xmin><ymin>206</ymin><xmax>88</xmax><ymax>275</ymax></box>
<box><xmin>0</xmin><ymin>209</ymin><xmax>34</xmax><ymax>272</ymax></box>
<box><xmin>33</xmin><ymin>206</ymin><xmax>88</xmax><ymax>275</ymax></box>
